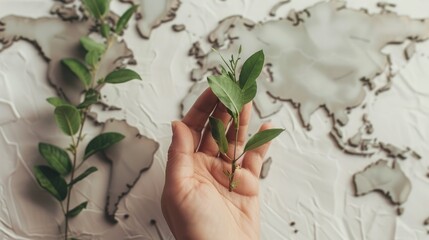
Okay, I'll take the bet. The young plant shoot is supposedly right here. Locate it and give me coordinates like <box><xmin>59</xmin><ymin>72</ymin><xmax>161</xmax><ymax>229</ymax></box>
<box><xmin>207</xmin><ymin>48</ymin><xmax>284</xmax><ymax>192</ymax></box>
<box><xmin>34</xmin><ymin>1</ymin><xmax>141</xmax><ymax>239</ymax></box>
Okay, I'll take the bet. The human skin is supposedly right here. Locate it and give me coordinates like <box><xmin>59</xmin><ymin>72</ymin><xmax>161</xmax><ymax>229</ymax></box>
<box><xmin>161</xmin><ymin>88</ymin><xmax>273</xmax><ymax>240</ymax></box>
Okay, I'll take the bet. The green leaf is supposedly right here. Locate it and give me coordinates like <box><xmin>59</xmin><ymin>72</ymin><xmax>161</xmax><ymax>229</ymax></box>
<box><xmin>78</xmin><ymin>89</ymin><xmax>99</xmax><ymax>109</ymax></box>
<box><xmin>85</xmin><ymin>50</ymin><xmax>101</xmax><ymax>67</ymax></box>
<box><xmin>104</xmin><ymin>69</ymin><xmax>141</xmax><ymax>84</ymax></box>
<box><xmin>230</xmin><ymin>180</ymin><xmax>239</xmax><ymax>191</ymax></box>
<box><xmin>239</xmin><ymin>50</ymin><xmax>264</xmax><ymax>89</ymax></box>
<box><xmin>80</xmin><ymin>36</ymin><xmax>106</xmax><ymax>53</ymax></box>
<box><xmin>34</xmin><ymin>165</ymin><xmax>68</xmax><ymax>201</ymax></box>
<box><xmin>81</xmin><ymin>0</ymin><xmax>110</xmax><ymax>19</ymax></box>
<box><xmin>223</xmin><ymin>169</ymin><xmax>231</xmax><ymax>178</ymax></box>
<box><xmin>54</xmin><ymin>105</ymin><xmax>81</xmax><ymax>136</ymax></box>
<box><xmin>47</xmin><ymin>97</ymin><xmax>68</xmax><ymax>107</ymax></box>
<box><xmin>101</xmin><ymin>23</ymin><xmax>111</xmax><ymax>38</ymax></box>
<box><xmin>62</xmin><ymin>58</ymin><xmax>92</xmax><ymax>87</ymax></box>
<box><xmin>115</xmin><ymin>5</ymin><xmax>138</xmax><ymax>34</ymax></box>
<box><xmin>241</xmin><ymin>81</ymin><xmax>257</xmax><ymax>105</ymax></box>
<box><xmin>244</xmin><ymin>128</ymin><xmax>284</xmax><ymax>152</ymax></box>
<box><xmin>39</xmin><ymin>143</ymin><xmax>72</xmax><ymax>176</ymax></box>
<box><xmin>207</xmin><ymin>75</ymin><xmax>243</xmax><ymax>116</ymax></box>
<box><xmin>69</xmin><ymin>167</ymin><xmax>98</xmax><ymax>186</ymax></box>
<box><xmin>84</xmin><ymin>132</ymin><xmax>125</xmax><ymax>160</ymax></box>
<box><xmin>66</xmin><ymin>201</ymin><xmax>88</xmax><ymax>218</ymax></box>
<box><xmin>208</xmin><ymin>117</ymin><xmax>228</xmax><ymax>154</ymax></box>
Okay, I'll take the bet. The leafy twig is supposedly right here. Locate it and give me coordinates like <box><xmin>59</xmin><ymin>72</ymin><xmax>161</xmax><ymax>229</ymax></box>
<box><xmin>33</xmin><ymin>2</ymin><xmax>141</xmax><ymax>239</ymax></box>
<box><xmin>207</xmin><ymin>48</ymin><xmax>284</xmax><ymax>191</ymax></box>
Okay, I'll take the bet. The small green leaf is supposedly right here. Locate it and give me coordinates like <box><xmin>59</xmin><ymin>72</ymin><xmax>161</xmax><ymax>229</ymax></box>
<box><xmin>220</xmin><ymin>66</ymin><xmax>228</xmax><ymax>77</ymax></box>
<box><xmin>81</xmin><ymin>0</ymin><xmax>110</xmax><ymax>19</ymax></box>
<box><xmin>239</xmin><ymin>50</ymin><xmax>264</xmax><ymax>89</ymax></box>
<box><xmin>34</xmin><ymin>165</ymin><xmax>68</xmax><ymax>201</ymax></box>
<box><xmin>115</xmin><ymin>5</ymin><xmax>138</xmax><ymax>34</ymax></box>
<box><xmin>39</xmin><ymin>143</ymin><xmax>72</xmax><ymax>176</ymax></box>
<box><xmin>66</xmin><ymin>201</ymin><xmax>88</xmax><ymax>218</ymax></box>
<box><xmin>85</xmin><ymin>50</ymin><xmax>102</xmax><ymax>67</ymax></box>
<box><xmin>78</xmin><ymin>89</ymin><xmax>99</xmax><ymax>109</ymax></box>
<box><xmin>104</xmin><ymin>69</ymin><xmax>141</xmax><ymax>84</ymax></box>
<box><xmin>207</xmin><ymin>75</ymin><xmax>243</xmax><ymax>116</ymax></box>
<box><xmin>101</xmin><ymin>23</ymin><xmax>111</xmax><ymax>38</ymax></box>
<box><xmin>84</xmin><ymin>132</ymin><xmax>125</xmax><ymax>160</ymax></box>
<box><xmin>223</xmin><ymin>170</ymin><xmax>231</xmax><ymax>178</ymax></box>
<box><xmin>230</xmin><ymin>180</ymin><xmax>239</xmax><ymax>190</ymax></box>
<box><xmin>62</xmin><ymin>59</ymin><xmax>92</xmax><ymax>87</ymax></box>
<box><xmin>54</xmin><ymin>105</ymin><xmax>81</xmax><ymax>136</ymax></box>
<box><xmin>241</xmin><ymin>81</ymin><xmax>257</xmax><ymax>105</ymax></box>
<box><xmin>208</xmin><ymin>117</ymin><xmax>228</xmax><ymax>154</ymax></box>
<box><xmin>244</xmin><ymin>128</ymin><xmax>284</xmax><ymax>152</ymax></box>
<box><xmin>47</xmin><ymin>97</ymin><xmax>68</xmax><ymax>107</ymax></box>
<box><xmin>80</xmin><ymin>36</ymin><xmax>106</xmax><ymax>53</ymax></box>
<box><xmin>69</xmin><ymin>167</ymin><xmax>98</xmax><ymax>186</ymax></box>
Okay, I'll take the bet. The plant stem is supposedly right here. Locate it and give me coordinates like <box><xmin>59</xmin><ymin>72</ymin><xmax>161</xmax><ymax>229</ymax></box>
<box><xmin>63</xmin><ymin>29</ymin><xmax>115</xmax><ymax>239</ymax></box>
<box><xmin>229</xmin><ymin>116</ymin><xmax>240</xmax><ymax>192</ymax></box>
<box><xmin>64</xmin><ymin>110</ymin><xmax>88</xmax><ymax>240</ymax></box>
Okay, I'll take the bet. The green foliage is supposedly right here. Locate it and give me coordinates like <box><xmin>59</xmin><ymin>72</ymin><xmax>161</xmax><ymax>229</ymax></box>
<box><xmin>116</xmin><ymin>5</ymin><xmax>139</xmax><ymax>34</ymax></box>
<box><xmin>207</xmin><ymin>48</ymin><xmax>283</xmax><ymax>191</ymax></box>
<box><xmin>34</xmin><ymin>3</ymin><xmax>139</xmax><ymax>238</ymax></box>
<box><xmin>230</xmin><ymin>180</ymin><xmax>239</xmax><ymax>191</ymax></box>
<box><xmin>85</xmin><ymin>50</ymin><xmax>101</xmax><ymax>67</ymax></box>
<box><xmin>80</xmin><ymin>36</ymin><xmax>106</xmax><ymax>53</ymax></box>
<box><xmin>239</xmin><ymin>51</ymin><xmax>264</xmax><ymax>104</ymax></box>
<box><xmin>39</xmin><ymin>143</ymin><xmax>72</xmax><ymax>176</ymax></box>
<box><xmin>104</xmin><ymin>68</ymin><xmax>142</xmax><ymax>84</ymax></box>
<box><xmin>77</xmin><ymin>89</ymin><xmax>99</xmax><ymax>109</ymax></box>
<box><xmin>207</xmin><ymin>75</ymin><xmax>242</xmax><ymax>118</ymax></box>
<box><xmin>62</xmin><ymin>59</ymin><xmax>92</xmax><ymax>88</ymax></box>
<box><xmin>80</xmin><ymin>37</ymin><xmax>105</xmax><ymax>67</ymax></box>
<box><xmin>244</xmin><ymin>128</ymin><xmax>284</xmax><ymax>152</ymax></box>
<box><xmin>239</xmin><ymin>50</ymin><xmax>264</xmax><ymax>89</ymax></box>
<box><xmin>208</xmin><ymin>117</ymin><xmax>228</xmax><ymax>154</ymax></box>
<box><xmin>34</xmin><ymin>166</ymin><xmax>68</xmax><ymax>201</ymax></box>
<box><xmin>240</xmin><ymin>81</ymin><xmax>257</xmax><ymax>105</ymax></box>
<box><xmin>66</xmin><ymin>201</ymin><xmax>88</xmax><ymax>218</ymax></box>
<box><xmin>101</xmin><ymin>23</ymin><xmax>111</xmax><ymax>38</ymax></box>
<box><xmin>69</xmin><ymin>167</ymin><xmax>98</xmax><ymax>186</ymax></box>
<box><xmin>54</xmin><ymin>105</ymin><xmax>81</xmax><ymax>136</ymax></box>
<box><xmin>81</xmin><ymin>0</ymin><xmax>110</xmax><ymax>20</ymax></box>
<box><xmin>84</xmin><ymin>132</ymin><xmax>125</xmax><ymax>160</ymax></box>
<box><xmin>47</xmin><ymin>97</ymin><xmax>68</xmax><ymax>107</ymax></box>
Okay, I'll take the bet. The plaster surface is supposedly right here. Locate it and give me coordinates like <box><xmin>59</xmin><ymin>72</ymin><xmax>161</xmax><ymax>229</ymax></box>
<box><xmin>0</xmin><ymin>0</ymin><xmax>429</xmax><ymax>239</ymax></box>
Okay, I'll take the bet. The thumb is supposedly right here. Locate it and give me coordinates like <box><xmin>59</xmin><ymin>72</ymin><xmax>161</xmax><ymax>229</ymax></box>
<box><xmin>166</xmin><ymin>121</ymin><xmax>195</xmax><ymax>181</ymax></box>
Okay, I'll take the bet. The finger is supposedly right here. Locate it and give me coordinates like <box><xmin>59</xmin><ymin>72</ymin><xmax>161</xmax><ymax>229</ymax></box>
<box><xmin>242</xmin><ymin>123</ymin><xmax>273</xmax><ymax>177</ymax></box>
<box><xmin>198</xmin><ymin>103</ymin><xmax>232</xmax><ymax>156</ymax></box>
<box><xmin>222</xmin><ymin>103</ymin><xmax>253</xmax><ymax>161</ymax></box>
<box><xmin>166</xmin><ymin>121</ymin><xmax>195</xmax><ymax>183</ymax></box>
<box><xmin>182</xmin><ymin>88</ymin><xmax>218</xmax><ymax>149</ymax></box>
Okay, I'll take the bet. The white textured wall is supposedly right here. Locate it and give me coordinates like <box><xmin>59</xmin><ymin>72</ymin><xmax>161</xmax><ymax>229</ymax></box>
<box><xmin>1</xmin><ymin>0</ymin><xmax>429</xmax><ymax>239</ymax></box>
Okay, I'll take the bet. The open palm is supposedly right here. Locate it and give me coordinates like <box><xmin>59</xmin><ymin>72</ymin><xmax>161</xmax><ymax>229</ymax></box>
<box><xmin>162</xmin><ymin>89</ymin><xmax>272</xmax><ymax>240</ymax></box>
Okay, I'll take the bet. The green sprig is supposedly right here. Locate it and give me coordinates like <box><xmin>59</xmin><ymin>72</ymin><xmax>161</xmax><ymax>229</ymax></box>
<box><xmin>207</xmin><ymin>47</ymin><xmax>284</xmax><ymax>191</ymax></box>
<box><xmin>33</xmin><ymin>2</ymin><xmax>141</xmax><ymax>239</ymax></box>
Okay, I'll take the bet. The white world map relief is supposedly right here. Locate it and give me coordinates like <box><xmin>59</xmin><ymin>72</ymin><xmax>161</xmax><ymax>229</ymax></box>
<box><xmin>0</xmin><ymin>0</ymin><xmax>429</xmax><ymax>239</ymax></box>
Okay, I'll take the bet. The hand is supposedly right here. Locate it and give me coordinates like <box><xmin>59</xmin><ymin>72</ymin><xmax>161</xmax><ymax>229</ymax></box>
<box><xmin>161</xmin><ymin>88</ymin><xmax>273</xmax><ymax>240</ymax></box>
